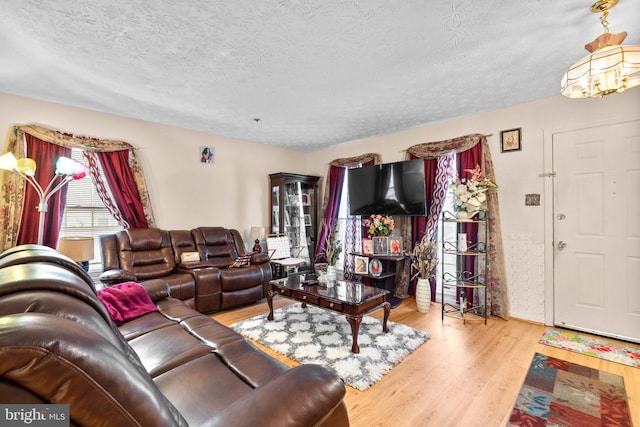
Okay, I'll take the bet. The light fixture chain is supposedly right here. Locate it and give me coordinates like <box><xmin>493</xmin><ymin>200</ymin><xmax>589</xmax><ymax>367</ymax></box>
<box><xmin>600</xmin><ymin>9</ymin><xmax>610</xmax><ymax>33</ymax></box>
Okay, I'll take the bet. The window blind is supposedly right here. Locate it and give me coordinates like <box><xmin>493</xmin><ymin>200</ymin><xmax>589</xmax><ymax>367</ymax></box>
<box><xmin>59</xmin><ymin>149</ymin><xmax>122</xmax><ymax>282</ymax></box>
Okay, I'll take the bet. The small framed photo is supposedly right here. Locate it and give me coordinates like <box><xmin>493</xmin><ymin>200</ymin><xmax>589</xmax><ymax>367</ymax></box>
<box><xmin>301</xmin><ymin>193</ymin><xmax>310</xmax><ymax>206</ymax></box>
<box><xmin>501</xmin><ymin>128</ymin><xmax>521</xmax><ymax>152</ymax></box>
<box><xmin>373</xmin><ymin>237</ymin><xmax>389</xmax><ymax>256</ymax></box>
<box><xmin>314</xmin><ymin>262</ymin><xmax>328</xmax><ymax>275</ymax></box>
<box><xmin>362</xmin><ymin>238</ymin><xmax>373</xmax><ymax>255</ymax></box>
<box><xmin>303</xmin><ymin>214</ymin><xmax>312</xmax><ymax>226</ymax></box>
<box><xmin>369</xmin><ymin>258</ymin><xmax>383</xmax><ymax>277</ymax></box>
<box><xmin>200</xmin><ymin>146</ymin><xmax>215</xmax><ymax>164</ymax></box>
<box><xmin>354</xmin><ymin>256</ymin><xmax>369</xmax><ymax>275</ymax></box>
<box><xmin>389</xmin><ymin>239</ymin><xmax>401</xmax><ymax>254</ymax></box>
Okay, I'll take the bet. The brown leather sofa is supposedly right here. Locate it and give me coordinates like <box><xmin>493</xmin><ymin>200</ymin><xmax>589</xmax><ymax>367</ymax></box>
<box><xmin>0</xmin><ymin>245</ymin><xmax>349</xmax><ymax>426</ymax></box>
<box><xmin>100</xmin><ymin>227</ymin><xmax>272</xmax><ymax>313</ymax></box>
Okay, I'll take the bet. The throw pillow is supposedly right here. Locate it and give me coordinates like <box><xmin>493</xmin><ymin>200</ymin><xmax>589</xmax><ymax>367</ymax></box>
<box><xmin>230</xmin><ymin>254</ymin><xmax>252</xmax><ymax>268</ymax></box>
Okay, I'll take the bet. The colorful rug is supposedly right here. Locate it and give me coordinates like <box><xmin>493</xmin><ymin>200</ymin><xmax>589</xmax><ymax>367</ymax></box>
<box><xmin>230</xmin><ymin>304</ymin><xmax>429</xmax><ymax>391</ymax></box>
<box><xmin>539</xmin><ymin>328</ymin><xmax>640</xmax><ymax>368</ymax></box>
<box><xmin>508</xmin><ymin>352</ymin><xmax>632</xmax><ymax>426</ymax></box>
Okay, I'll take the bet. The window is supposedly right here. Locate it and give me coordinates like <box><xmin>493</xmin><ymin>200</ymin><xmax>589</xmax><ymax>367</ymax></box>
<box><xmin>58</xmin><ymin>149</ymin><xmax>122</xmax><ymax>281</ymax></box>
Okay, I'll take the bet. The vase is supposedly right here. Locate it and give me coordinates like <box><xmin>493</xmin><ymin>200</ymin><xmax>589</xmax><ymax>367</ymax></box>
<box><xmin>326</xmin><ymin>265</ymin><xmax>337</xmax><ymax>282</ymax></box>
<box><xmin>415</xmin><ymin>277</ymin><xmax>431</xmax><ymax>313</ymax></box>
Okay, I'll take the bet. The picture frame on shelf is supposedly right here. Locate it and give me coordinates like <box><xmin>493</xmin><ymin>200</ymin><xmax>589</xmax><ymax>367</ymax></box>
<box><xmin>389</xmin><ymin>239</ymin><xmax>401</xmax><ymax>254</ymax></box>
<box><xmin>369</xmin><ymin>258</ymin><xmax>383</xmax><ymax>277</ymax></box>
<box><xmin>301</xmin><ymin>193</ymin><xmax>310</xmax><ymax>206</ymax></box>
<box><xmin>500</xmin><ymin>128</ymin><xmax>521</xmax><ymax>152</ymax></box>
<box><xmin>362</xmin><ymin>238</ymin><xmax>373</xmax><ymax>255</ymax></box>
<box><xmin>314</xmin><ymin>262</ymin><xmax>328</xmax><ymax>275</ymax></box>
<box><xmin>373</xmin><ymin>237</ymin><xmax>389</xmax><ymax>255</ymax></box>
<box><xmin>303</xmin><ymin>214</ymin><xmax>312</xmax><ymax>226</ymax></box>
<box><xmin>354</xmin><ymin>256</ymin><xmax>369</xmax><ymax>275</ymax></box>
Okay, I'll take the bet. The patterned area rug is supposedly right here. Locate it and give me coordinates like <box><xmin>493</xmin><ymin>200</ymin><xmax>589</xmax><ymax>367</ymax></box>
<box><xmin>508</xmin><ymin>353</ymin><xmax>632</xmax><ymax>426</ymax></box>
<box><xmin>540</xmin><ymin>328</ymin><xmax>640</xmax><ymax>368</ymax></box>
<box><xmin>231</xmin><ymin>304</ymin><xmax>429</xmax><ymax>391</ymax></box>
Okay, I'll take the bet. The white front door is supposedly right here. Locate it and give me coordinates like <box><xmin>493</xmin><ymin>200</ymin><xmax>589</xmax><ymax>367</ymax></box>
<box><xmin>553</xmin><ymin>120</ymin><xmax>640</xmax><ymax>343</ymax></box>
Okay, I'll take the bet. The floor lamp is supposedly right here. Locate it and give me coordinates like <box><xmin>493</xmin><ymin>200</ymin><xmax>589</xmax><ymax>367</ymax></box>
<box><xmin>0</xmin><ymin>152</ymin><xmax>87</xmax><ymax>245</ymax></box>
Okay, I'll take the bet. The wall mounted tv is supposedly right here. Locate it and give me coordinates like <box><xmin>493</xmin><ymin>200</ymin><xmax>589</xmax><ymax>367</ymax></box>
<box><xmin>348</xmin><ymin>159</ymin><xmax>426</xmax><ymax>216</ymax></box>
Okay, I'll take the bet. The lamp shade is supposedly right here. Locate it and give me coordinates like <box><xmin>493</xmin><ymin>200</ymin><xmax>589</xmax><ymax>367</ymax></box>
<box><xmin>0</xmin><ymin>152</ymin><xmax>18</xmax><ymax>171</ymax></box>
<box><xmin>57</xmin><ymin>237</ymin><xmax>95</xmax><ymax>262</ymax></box>
<box><xmin>250</xmin><ymin>227</ymin><xmax>265</xmax><ymax>240</ymax></box>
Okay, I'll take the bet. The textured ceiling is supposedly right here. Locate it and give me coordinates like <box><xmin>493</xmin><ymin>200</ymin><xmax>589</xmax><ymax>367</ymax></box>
<box><xmin>1</xmin><ymin>1</ymin><xmax>639</xmax><ymax>151</ymax></box>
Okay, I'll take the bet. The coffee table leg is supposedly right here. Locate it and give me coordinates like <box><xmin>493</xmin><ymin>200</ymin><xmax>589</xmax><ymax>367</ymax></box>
<box><xmin>382</xmin><ymin>302</ymin><xmax>390</xmax><ymax>333</ymax></box>
<box><xmin>267</xmin><ymin>291</ymin><xmax>275</xmax><ymax>321</ymax></box>
<box><xmin>346</xmin><ymin>315</ymin><xmax>362</xmax><ymax>353</ymax></box>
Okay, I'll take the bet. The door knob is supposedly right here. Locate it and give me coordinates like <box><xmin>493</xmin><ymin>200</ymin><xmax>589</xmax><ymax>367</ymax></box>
<box><xmin>557</xmin><ymin>241</ymin><xmax>567</xmax><ymax>249</ymax></box>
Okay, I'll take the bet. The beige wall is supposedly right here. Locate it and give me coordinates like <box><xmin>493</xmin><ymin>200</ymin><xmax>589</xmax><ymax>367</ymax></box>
<box><xmin>2</xmin><ymin>89</ymin><xmax>640</xmax><ymax>322</ymax></box>
<box><xmin>0</xmin><ymin>92</ymin><xmax>307</xmax><ymax>240</ymax></box>
<box><xmin>306</xmin><ymin>89</ymin><xmax>640</xmax><ymax>322</ymax></box>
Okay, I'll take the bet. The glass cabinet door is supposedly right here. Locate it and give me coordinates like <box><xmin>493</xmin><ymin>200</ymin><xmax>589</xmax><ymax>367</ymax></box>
<box><xmin>271</xmin><ymin>185</ymin><xmax>280</xmax><ymax>233</ymax></box>
<box><xmin>269</xmin><ymin>173</ymin><xmax>321</xmax><ymax>272</ymax></box>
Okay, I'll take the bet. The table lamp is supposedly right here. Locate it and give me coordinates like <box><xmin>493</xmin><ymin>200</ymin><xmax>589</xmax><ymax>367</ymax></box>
<box><xmin>57</xmin><ymin>237</ymin><xmax>94</xmax><ymax>272</ymax></box>
<box><xmin>250</xmin><ymin>226</ymin><xmax>265</xmax><ymax>253</ymax></box>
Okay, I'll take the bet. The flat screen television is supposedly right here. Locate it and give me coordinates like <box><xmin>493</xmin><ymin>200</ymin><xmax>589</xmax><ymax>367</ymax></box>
<box><xmin>348</xmin><ymin>159</ymin><xmax>426</xmax><ymax>216</ymax></box>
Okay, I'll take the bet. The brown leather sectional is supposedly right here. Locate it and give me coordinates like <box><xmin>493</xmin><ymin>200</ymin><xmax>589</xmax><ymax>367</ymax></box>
<box><xmin>100</xmin><ymin>227</ymin><xmax>273</xmax><ymax>313</ymax></box>
<box><xmin>0</xmin><ymin>245</ymin><xmax>349</xmax><ymax>426</ymax></box>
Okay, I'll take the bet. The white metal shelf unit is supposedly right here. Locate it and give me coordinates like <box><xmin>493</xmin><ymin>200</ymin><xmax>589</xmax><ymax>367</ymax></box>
<box><xmin>440</xmin><ymin>210</ymin><xmax>488</xmax><ymax>324</ymax></box>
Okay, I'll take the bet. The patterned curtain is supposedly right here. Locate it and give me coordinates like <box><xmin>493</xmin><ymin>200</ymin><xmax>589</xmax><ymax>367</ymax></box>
<box><xmin>316</xmin><ymin>153</ymin><xmax>381</xmax><ymax>281</ymax></box>
<box><xmin>405</xmin><ymin>133</ymin><xmax>509</xmax><ymax>320</ymax></box>
<box><xmin>0</xmin><ymin>124</ymin><xmax>156</xmax><ymax>252</ymax></box>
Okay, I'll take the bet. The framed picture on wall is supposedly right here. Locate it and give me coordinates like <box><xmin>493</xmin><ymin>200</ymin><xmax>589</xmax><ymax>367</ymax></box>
<box><xmin>301</xmin><ymin>193</ymin><xmax>310</xmax><ymax>206</ymax></box>
<box><xmin>200</xmin><ymin>146</ymin><xmax>215</xmax><ymax>164</ymax></box>
<box><xmin>303</xmin><ymin>214</ymin><xmax>312</xmax><ymax>226</ymax></box>
<box><xmin>500</xmin><ymin>128</ymin><xmax>521</xmax><ymax>152</ymax></box>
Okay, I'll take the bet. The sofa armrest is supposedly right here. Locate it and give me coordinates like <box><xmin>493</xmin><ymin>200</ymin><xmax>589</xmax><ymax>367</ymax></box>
<box><xmin>99</xmin><ymin>269</ymin><xmax>137</xmax><ymax>285</ymax></box>
<box><xmin>203</xmin><ymin>364</ymin><xmax>346</xmax><ymax>427</ymax></box>
<box><xmin>250</xmin><ymin>252</ymin><xmax>270</xmax><ymax>265</ymax></box>
<box><xmin>138</xmin><ymin>279</ymin><xmax>171</xmax><ymax>302</ymax></box>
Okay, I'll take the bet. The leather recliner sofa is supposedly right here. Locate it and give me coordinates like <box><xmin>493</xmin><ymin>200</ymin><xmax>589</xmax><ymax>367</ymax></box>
<box><xmin>100</xmin><ymin>227</ymin><xmax>272</xmax><ymax>313</ymax></box>
<box><xmin>0</xmin><ymin>245</ymin><xmax>349</xmax><ymax>426</ymax></box>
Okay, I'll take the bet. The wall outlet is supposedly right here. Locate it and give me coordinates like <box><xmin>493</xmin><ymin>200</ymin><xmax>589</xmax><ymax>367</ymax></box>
<box><xmin>525</xmin><ymin>194</ymin><xmax>540</xmax><ymax>206</ymax></box>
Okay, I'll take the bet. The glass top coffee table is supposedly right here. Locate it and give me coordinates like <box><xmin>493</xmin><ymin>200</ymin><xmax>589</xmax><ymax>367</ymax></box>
<box><xmin>267</xmin><ymin>273</ymin><xmax>390</xmax><ymax>353</ymax></box>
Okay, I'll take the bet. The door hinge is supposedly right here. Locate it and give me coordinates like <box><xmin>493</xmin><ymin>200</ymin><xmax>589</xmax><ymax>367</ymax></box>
<box><xmin>541</xmin><ymin>171</ymin><xmax>556</xmax><ymax>178</ymax></box>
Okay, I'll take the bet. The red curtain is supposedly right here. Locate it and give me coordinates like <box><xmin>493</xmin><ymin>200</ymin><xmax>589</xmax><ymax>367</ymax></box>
<box><xmin>457</xmin><ymin>143</ymin><xmax>483</xmax><ymax>307</ymax></box>
<box><xmin>314</xmin><ymin>165</ymin><xmax>346</xmax><ymax>264</ymax></box>
<box><xmin>17</xmin><ymin>136</ymin><xmax>71</xmax><ymax>247</ymax></box>
<box><xmin>408</xmin><ymin>157</ymin><xmax>438</xmax><ymax>296</ymax></box>
<box><xmin>96</xmin><ymin>150</ymin><xmax>148</xmax><ymax>229</ymax></box>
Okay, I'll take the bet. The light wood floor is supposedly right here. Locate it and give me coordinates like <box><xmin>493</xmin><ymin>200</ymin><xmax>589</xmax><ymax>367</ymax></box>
<box><xmin>212</xmin><ymin>297</ymin><xmax>640</xmax><ymax>427</ymax></box>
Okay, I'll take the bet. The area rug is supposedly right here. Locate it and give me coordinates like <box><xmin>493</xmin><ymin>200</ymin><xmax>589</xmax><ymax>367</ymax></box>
<box><xmin>230</xmin><ymin>304</ymin><xmax>429</xmax><ymax>391</ymax></box>
<box><xmin>508</xmin><ymin>352</ymin><xmax>632</xmax><ymax>426</ymax></box>
<box><xmin>539</xmin><ymin>328</ymin><xmax>640</xmax><ymax>368</ymax></box>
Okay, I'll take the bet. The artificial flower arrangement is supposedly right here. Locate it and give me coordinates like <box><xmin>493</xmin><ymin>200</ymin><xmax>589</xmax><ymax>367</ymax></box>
<box><xmin>363</xmin><ymin>214</ymin><xmax>394</xmax><ymax>237</ymax></box>
<box><xmin>452</xmin><ymin>164</ymin><xmax>497</xmax><ymax>217</ymax></box>
<box><xmin>409</xmin><ymin>234</ymin><xmax>438</xmax><ymax>280</ymax></box>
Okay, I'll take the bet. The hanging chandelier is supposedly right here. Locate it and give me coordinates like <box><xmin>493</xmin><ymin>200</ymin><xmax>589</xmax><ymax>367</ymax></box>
<box><xmin>561</xmin><ymin>0</ymin><xmax>640</xmax><ymax>98</ymax></box>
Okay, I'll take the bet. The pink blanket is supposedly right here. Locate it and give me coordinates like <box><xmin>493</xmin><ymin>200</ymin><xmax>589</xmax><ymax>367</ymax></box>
<box><xmin>97</xmin><ymin>281</ymin><xmax>158</xmax><ymax>325</ymax></box>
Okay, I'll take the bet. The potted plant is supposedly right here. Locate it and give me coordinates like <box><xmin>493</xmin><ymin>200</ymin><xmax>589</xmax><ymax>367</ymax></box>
<box><xmin>409</xmin><ymin>234</ymin><xmax>438</xmax><ymax>313</ymax></box>
<box><xmin>318</xmin><ymin>218</ymin><xmax>342</xmax><ymax>281</ymax></box>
